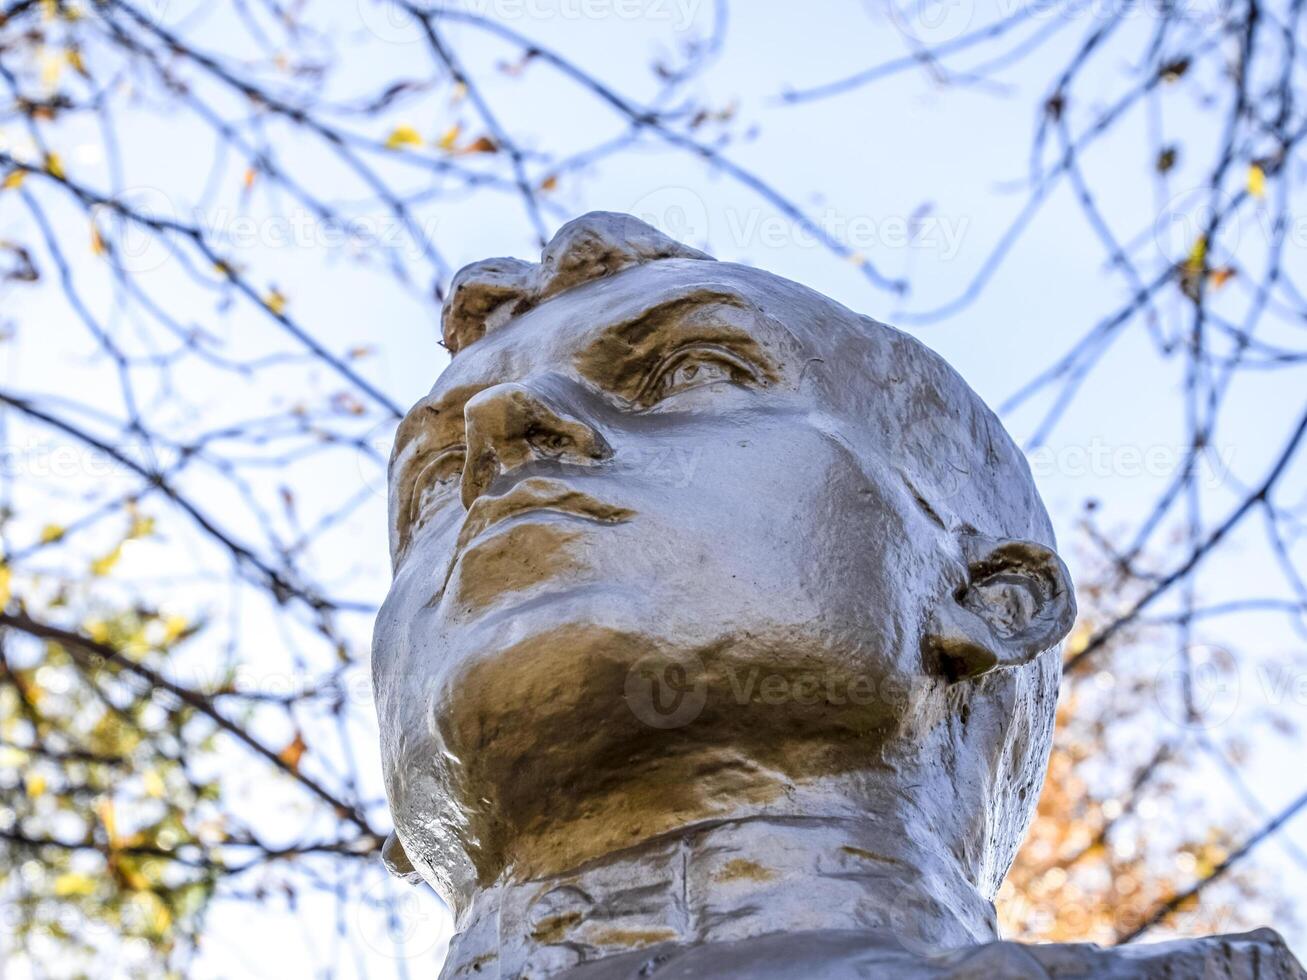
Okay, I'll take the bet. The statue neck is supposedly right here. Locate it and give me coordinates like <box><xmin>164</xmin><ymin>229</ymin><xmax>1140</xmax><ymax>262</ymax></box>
<box><xmin>439</xmin><ymin>814</ymin><xmax>997</xmax><ymax>978</ymax></box>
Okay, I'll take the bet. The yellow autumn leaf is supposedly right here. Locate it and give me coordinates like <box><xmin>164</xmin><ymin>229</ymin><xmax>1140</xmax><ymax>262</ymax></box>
<box><xmin>278</xmin><ymin>730</ymin><xmax>307</xmax><ymax>772</ymax></box>
<box><xmin>66</xmin><ymin>47</ymin><xmax>88</xmax><ymax>77</ymax></box>
<box><xmin>460</xmin><ymin>135</ymin><xmax>498</xmax><ymax>155</ymax></box>
<box><xmin>39</xmin><ymin>523</ymin><xmax>65</xmax><ymax>543</ymax></box>
<box><xmin>96</xmin><ymin>797</ymin><xmax>118</xmax><ymax>843</ymax></box>
<box><xmin>90</xmin><ymin>223</ymin><xmax>107</xmax><ymax>256</ymax></box>
<box><xmin>128</xmin><ymin>514</ymin><xmax>155</xmax><ymax>539</ymax></box>
<box><xmin>26</xmin><ymin>772</ymin><xmax>47</xmax><ymax>797</ymax></box>
<box><xmin>437</xmin><ymin>123</ymin><xmax>461</xmax><ymax>151</ymax></box>
<box><xmin>0</xmin><ymin>562</ymin><xmax>10</xmax><ymax>606</ymax></box>
<box><xmin>39</xmin><ymin>48</ymin><xmax>63</xmax><ymax>89</ymax></box>
<box><xmin>1247</xmin><ymin>163</ymin><xmax>1266</xmax><ymax>199</ymax></box>
<box><xmin>0</xmin><ymin>746</ymin><xmax>30</xmax><ymax>767</ymax></box>
<box><xmin>1208</xmin><ymin>266</ymin><xmax>1237</xmax><ymax>290</ymax></box>
<box><xmin>54</xmin><ymin>874</ymin><xmax>98</xmax><ymax>897</ymax></box>
<box><xmin>44</xmin><ymin>152</ymin><xmax>64</xmax><ymax>179</ymax></box>
<box><xmin>143</xmin><ymin>769</ymin><xmax>166</xmax><ymax>798</ymax></box>
<box><xmin>384</xmin><ymin>124</ymin><xmax>423</xmax><ymax>150</ymax></box>
<box><xmin>0</xmin><ymin>747</ymin><xmax>28</xmax><ymax>773</ymax></box>
<box><xmin>539</xmin><ymin>174</ymin><xmax>559</xmax><ymax>192</ymax></box>
<box><xmin>90</xmin><ymin>543</ymin><xmax>123</xmax><ymax>577</ymax></box>
<box><xmin>85</xmin><ymin>619</ymin><xmax>110</xmax><ymax>643</ymax></box>
<box><xmin>264</xmin><ymin>288</ymin><xmax>287</xmax><ymax>315</ymax></box>
<box><xmin>117</xmin><ymin>860</ymin><xmax>149</xmax><ymax>891</ymax></box>
<box><xmin>161</xmin><ymin>613</ymin><xmax>189</xmax><ymax>643</ymax></box>
<box><xmin>141</xmin><ymin>890</ymin><xmax>172</xmax><ymax>934</ymax></box>
<box><xmin>1184</xmin><ymin>235</ymin><xmax>1207</xmax><ymax>273</ymax></box>
<box><xmin>35</xmin><ymin>0</ymin><xmax>82</xmax><ymax>21</ymax></box>
<box><xmin>2</xmin><ymin>170</ymin><xmax>25</xmax><ymax>191</ymax></box>
<box><xmin>124</xmin><ymin>621</ymin><xmax>150</xmax><ymax>658</ymax></box>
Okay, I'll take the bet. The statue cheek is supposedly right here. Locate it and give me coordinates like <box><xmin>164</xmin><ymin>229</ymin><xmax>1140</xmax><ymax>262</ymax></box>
<box><xmin>372</xmin><ymin>566</ymin><xmax>433</xmax><ymax>716</ymax></box>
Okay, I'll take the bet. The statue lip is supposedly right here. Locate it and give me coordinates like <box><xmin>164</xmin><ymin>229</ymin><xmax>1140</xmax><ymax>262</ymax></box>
<box><xmin>453</xmin><ymin>476</ymin><xmax>634</xmax><ymax>557</ymax></box>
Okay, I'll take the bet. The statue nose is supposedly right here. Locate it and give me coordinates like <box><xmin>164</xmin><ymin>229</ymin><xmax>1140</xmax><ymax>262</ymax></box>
<box><xmin>460</xmin><ymin>382</ymin><xmax>612</xmax><ymax>509</ymax></box>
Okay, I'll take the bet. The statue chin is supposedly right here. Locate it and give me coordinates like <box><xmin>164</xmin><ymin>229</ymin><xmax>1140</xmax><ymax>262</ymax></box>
<box><xmin>414</xmin><ymin>617</ymin><xmax>919</xmax><ymax>889</ymax></box>
<box><xmin>373</xmin><ymin>213</ymin><xmax>1305</xmax><ymax>979</ymax></box>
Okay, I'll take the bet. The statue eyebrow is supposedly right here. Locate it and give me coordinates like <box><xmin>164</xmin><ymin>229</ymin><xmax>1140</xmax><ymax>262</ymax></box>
<box><xmin>572</xmin><ymin>287</ymin><xmax>784</xmax><ymax>396</ymax></box>
<box><xmin>591</xmin><ymin>287</ymin><xmax>753</xmax><ymax>343</ymax></box>
<box><xmin>390</xmin><ymin>286</ymin><xmax>785</xmax><ymax>467</ymax></box>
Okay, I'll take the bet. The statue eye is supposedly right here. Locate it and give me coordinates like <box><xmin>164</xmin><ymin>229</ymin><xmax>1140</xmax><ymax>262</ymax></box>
<box><xmin>405</xmin><ymin>446</ymin><xmax>466</xmax><ymax>529</ymax></box>
<box><xmin>643</xmin><ymin>346</ymin><xmax>753</xmax><ymax>406</ymax></box>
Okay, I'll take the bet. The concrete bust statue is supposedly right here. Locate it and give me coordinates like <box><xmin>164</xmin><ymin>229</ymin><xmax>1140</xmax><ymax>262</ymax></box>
<box><xmin>372</xmin><ymin>213</ymin><xmax>1303</xmax><ymax>978</ymax></box>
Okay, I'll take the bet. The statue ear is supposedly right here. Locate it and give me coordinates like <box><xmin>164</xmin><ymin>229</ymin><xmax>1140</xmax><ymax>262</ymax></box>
<box><xmin>925</xmin><ymin>534</ymin><xmax>1076</xmax><ymax>681</ymax></box>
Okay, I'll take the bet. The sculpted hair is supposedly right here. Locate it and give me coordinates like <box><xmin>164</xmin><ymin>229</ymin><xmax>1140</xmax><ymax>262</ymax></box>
<box><xmin>441</xmin><ymin>212</ymin><xmax>711</xmax><ymax>354</ymax></box>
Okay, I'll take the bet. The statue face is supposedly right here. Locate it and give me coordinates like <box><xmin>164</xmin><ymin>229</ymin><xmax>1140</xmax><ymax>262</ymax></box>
<box><xmin>373</xmin><ymin>257</ymin><xmax>954</xmax><ymax>893</ymax></box>
<box><xmin>371</xmin><ymin>215</ymin><xmax>1073</xmax><ymax>916</ymax></box>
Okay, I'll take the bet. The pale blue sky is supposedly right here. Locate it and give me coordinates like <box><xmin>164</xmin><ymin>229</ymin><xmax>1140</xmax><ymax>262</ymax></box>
<box><xmin>2</xmin><ymin>0</ymin><xmax>1304</xmax><ymax>974</ymax></box>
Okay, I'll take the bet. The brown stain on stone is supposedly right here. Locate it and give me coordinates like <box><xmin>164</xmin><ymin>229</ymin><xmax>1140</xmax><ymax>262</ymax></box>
<box><xmin>530</xmin><ymin>911</ymin><xmax>583</xmax><ymax>943</ymax></box>
<box><xmin>466</xmin><ymin>951</ymin><xmax>497</xmax><ymax>972</ymax></box>
<box><xmin>569</xmin><ymin>290</ymin><xmax>781</xmax><ymax>404</ymax></box>
<box><xmin>713</xmin><ymin>858</ymin><xmax>775</xmax><ymax>883</ymax></box>
<box><xmin>840</xmin><ymin>845</ymin><xmax>880</xmax><ymax>862</ymax></box>
<box><xmin>508</xmin><ymin>744</ymin><xmax>784</xmax><ymax>883</ymax></box>
<box><xmin>587</xmin><ymin>928</ymin><xmax>677</xmax><ymax>948</ymax></box>
<box><xmin>450</xmin><ymin>523</ymin><xmax>584</xmax><ymax>610</ymax></box>
<box><xmin>437</xmin><ymin>628</ymin><xmax>906</xmax><ymax>886</ymax></box>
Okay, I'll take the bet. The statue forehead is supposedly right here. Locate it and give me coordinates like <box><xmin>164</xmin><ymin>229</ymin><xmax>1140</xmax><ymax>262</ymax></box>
<box><xmin>425</xmin><ymin>258</ymin><xmax>864</xmax><ymax>397</ymax></box>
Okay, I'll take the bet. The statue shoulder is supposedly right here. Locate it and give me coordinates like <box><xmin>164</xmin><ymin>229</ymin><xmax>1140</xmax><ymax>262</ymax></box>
<box><xmin>545</xmin><ymin>929</ymin><xmax>1304</xmax><ymax>980</ymax></box>
<box><xmin>971</xmin><ymin>928</ymin><xmax>1306</xmax><ymax>980</ymax></box>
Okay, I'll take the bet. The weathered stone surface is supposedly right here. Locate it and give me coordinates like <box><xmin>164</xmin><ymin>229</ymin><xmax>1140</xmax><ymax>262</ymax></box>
<box><xmin>372</xmin><ymin>212</ymin><xmax>1303</xmax><ymax>978</ymax></box>
<box><xmin>559</xmin><ymin>927</ymin><xmax>1305</xmax><ymax>979</ymax></box>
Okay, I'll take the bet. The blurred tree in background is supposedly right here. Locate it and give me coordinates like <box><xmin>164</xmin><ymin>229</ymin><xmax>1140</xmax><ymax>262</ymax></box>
<box><xmin>1</xmin><ymin>0</ymin><xmax>1305</xmax><ymax>975</ymax></box>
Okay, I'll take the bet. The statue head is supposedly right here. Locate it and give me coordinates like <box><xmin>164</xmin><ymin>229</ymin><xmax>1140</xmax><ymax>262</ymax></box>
<box><xmin>372</xmin><ymin>212</ymin><xmax>1075</xmax><ymax>921</ymax></box>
